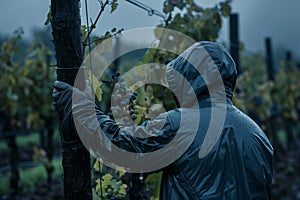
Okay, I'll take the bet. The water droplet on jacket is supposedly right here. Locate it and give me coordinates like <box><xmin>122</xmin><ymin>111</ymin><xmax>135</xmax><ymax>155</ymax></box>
<box><xmin>139</xmin><ymin>173</ymin><xmax>143</xmax><ymax>181</ymax></box>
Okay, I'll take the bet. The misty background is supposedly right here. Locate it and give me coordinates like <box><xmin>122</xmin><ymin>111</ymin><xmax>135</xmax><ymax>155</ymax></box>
<box><xmin>0</xmin><ymin>0</ymin><xmax>299</xmax><ymax>67</ymax></box>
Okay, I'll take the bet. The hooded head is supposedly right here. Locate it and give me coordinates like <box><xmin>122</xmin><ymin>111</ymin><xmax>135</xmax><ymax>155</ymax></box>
<box><xmin>167</xmin><ymin>41</ymin><xmax>237</xmax><ymax>108</ymax></box>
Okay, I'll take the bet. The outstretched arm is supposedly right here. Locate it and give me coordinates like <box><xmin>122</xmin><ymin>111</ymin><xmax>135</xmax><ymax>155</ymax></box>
<box><xmin>53</xmin><ymin>80</ymin><xmax>184</xmax><ymax>172</ymax></box>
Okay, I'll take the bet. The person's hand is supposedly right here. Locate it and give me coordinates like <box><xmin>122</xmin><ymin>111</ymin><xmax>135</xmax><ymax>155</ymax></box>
<box><xmin>52</xmin><ymin>81</ymin><xmax>91</xmax><ymax>117</ymax></box>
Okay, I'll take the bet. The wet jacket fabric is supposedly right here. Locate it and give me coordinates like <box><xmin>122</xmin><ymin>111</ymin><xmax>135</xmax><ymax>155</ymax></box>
<box><xmin>53</xmin><ymin>41</ymin><xmax>273</xmax><ymax>199</ymax></box>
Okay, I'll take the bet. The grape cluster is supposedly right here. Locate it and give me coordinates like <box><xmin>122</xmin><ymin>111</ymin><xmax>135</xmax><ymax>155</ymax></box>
<box><xmin>109</xmin><ymin>72</ymin><xmax>139</xmax><ymax>126</ymax></box>
<box><xmin>104</xmin><ymin>185</ymin><xmax>125</xmax><ymax>200</ymax></box>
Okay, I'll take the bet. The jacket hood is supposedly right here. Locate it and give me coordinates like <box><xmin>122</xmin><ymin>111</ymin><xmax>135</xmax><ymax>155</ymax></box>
<box><xmin>166</xmin><ymin>41</ymin><xmax>237</xmax><ymax>108</ymax></box>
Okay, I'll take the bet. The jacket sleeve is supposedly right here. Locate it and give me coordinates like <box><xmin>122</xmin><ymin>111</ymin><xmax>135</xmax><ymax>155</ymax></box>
<box><xmin>54</xmin><ymin>81</ymin><xmax>182</xmax><ymax>171</ymax></box>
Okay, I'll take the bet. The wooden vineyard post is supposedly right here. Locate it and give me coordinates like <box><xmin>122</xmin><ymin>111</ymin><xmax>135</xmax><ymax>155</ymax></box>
<box><xmin>7</xmin><ymin>132</ymin><xmax>20</xmax><ymax>200</ymax></box>
<box><xmin>264</xmin><ymin>37</ymin><xmax>282</xmax><ymax>156</ymax></box>
<box><xmin>50</xmin><ymin>0</ymin><xmax>92</xmax><ymax>199</ymax></box>
<box><xmin>265</xmin><ymin>38</ymin><xmax>274</xmax><ymax>81</ymax></box>
<box><xmin>230</xmin><ymin>13</ymin><xmax>241</xmax><ymax>75</ymax></box>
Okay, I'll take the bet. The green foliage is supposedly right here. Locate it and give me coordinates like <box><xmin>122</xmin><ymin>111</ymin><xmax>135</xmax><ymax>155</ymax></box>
<box><xmin>220</xmin><ymin>2</ymin><xmax>231</xmax><ymax>17</ymax></box>
<box><xmin>233</xmin><ymin>53</ymin><xmax>272</xmax><ymax>130</ymax></box>
<box><xmin>272</xmin><ymin>61</ymin><xmax>300</xmax><ymax>120</ymax></box>
<box><xmin>0</xmin><ymin>33</ymin><xmax>22</xmax><ymax>119</ymax></box>
<box><xmin>111</xmin><ymin>0</ymin><xmax>119</xmax><ymax>13</ymax></box>
<box><xmin>91</xmin><ymin>28</ymin><xmax>124</xmax><ymax>47</ymax></box>
<box><xmin>145</xmin><ymin>172</ymin><xmax>162</xmax><ymax>199</ymax></box>
<box><xmin>140</xmin><ymin>0</ymin><xmax>232</xmax><ymax>66</ymax></box>
<box><xmin>93</xmin><ymin>163</ymin><xmax>127</xmax><ymax>199</ymax></box>
<box><xmin>20</xmin><ymin>43</ymin><xmax>55</xmax><ymax>129</ymax></box>
<box><xmin>162</xmin><ymin>0</ymin><xmax>232</xmax><ymax>42</ymax></box>
<box><xmin>134</xmin><ymin>83</ymin><xmax>177</xmax><ymax>121</ymax></box>
<box><xmin>0</xmin><ymin>32</ymin><xmax>55</xmax><ymax>131</ymax></box>
<box><xmin>233</xmin><ymin>52</ymin><xmax>300</xmax><ymax>132</ymax></box>
<box><xmin>132</xmin><ymin>1</ymin><xmax>234</xmax><ymax>123</ymax></box>
<box><xmin>44</xmin><ymin>5</ymin><xmax>51</xmax><ymax>25</ymax></box>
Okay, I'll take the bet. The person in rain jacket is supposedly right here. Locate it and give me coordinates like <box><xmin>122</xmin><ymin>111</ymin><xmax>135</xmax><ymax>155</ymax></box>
<box><xmin>53</xmin><ymin>41</ymin><xmax>273</xmax><ymax>199</ymax></box>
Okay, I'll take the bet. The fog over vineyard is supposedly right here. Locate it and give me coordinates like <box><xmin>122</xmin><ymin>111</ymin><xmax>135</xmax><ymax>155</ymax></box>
<box><xmin>1</xmin><ymin>0</ymin><xmax>299</xmax><ymax>64</ymax></box>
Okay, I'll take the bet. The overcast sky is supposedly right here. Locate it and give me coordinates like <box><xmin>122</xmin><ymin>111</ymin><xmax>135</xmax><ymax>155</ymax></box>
<box><xmin>0</xmin><ymin>0</ymin><xmax>299</xmax><ymax>65</ymax></box>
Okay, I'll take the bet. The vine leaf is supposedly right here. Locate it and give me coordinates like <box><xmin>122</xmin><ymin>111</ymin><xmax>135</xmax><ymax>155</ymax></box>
<box><xmin>119</xmin><ymin>184</ymin><xmax>127</xmax><ymax>194</ymax></box>
<box><xmin>44</xmin><ymin>5</ymin><xmax>52</xmax><ymax>25</ymax></box>
<box><xmin>95</xmin><ymin>179</ymin><xmax>102</xmax><ymax>193</ymax></box>
<box><xmin>81</xmin><ymin>25</ymin><xmax>87</xmax><ymax>42</ymax></box>
<box><xmin>220</xmin><ymin>2</ymin><xmax>231</xmax><ymax>17</ymax></box>
<box><xmin>93</xmin><ymin>159</ymin><xmax>103</xmax><ymax>172</ymax></box>
<box><xmin>95</xmin><ymin>84</ymin><xmax>103</xmax><ymax>102</ymax></box>
<box><xmin>111</xmin><ymin>0</ymin><xmax>118</xmax><ymax>13</ymax></box>
<box><xmin>110</xmin><ymin>179</ymin><xmax>120</xmax><ymax>191</ymax></box>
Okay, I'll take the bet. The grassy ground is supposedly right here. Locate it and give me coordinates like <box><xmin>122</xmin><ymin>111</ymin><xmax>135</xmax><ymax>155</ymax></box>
<box><xmin>0</xmin><ymin>130</ymin><xmax>61</xmax><ymax>151</ymax></box>
<box><xmin>0</xmin><ymin>158</ymin><xmax>63</xmax><ymax>194</ymax></box>
<box><xmin>0</xmin><ymin>132</ymin><xmax>39</xmax><ymax>151</ymax></box>
<box><xmin>0</xmin><ymin>129</ymin><xmax>62</xmax><ymax>195</ymax></box>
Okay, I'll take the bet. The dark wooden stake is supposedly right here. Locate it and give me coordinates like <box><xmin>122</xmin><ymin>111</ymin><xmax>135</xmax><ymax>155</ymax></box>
<box><xmin>7</xmin><ymin>133</ymin><xmax>19</xmax><ymax>200</ymax></box>
<box><xmin>264</xmin><ymin>37</ymin><xmax>284</xmax><ymax>156</ymax></box>
<box><xmin>284</xmin><ymin>51</ymin><xmax>300</xmax><ymax>150</ymax></box>
<box><xmin>265</xmin><ymin>37</ymin><xmax>274</xmax><ymax>81</ymax></box>
<box><xmin>230</xmin><ymin>13</ymin><xmax>241</xmax><ymax>75</ymax></box>
<box><xmin>46</xmin><ymin>126</ymin><xmax>54</xmax><ymax>184</ymax></box>
<box><xmin>50</xmin><ymin>0</ymin><xmax>92</xmax><ymax>199</ymax></box>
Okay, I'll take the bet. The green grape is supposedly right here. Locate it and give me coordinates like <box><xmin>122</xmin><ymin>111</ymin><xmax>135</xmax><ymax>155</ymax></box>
<box><xmin>131</xmin><ymin>114</ymin><xmax>137</xmax><ymax>120</ymax></box>
<box><xmin>110</xmin><ymin>73</ymin><xmax>139</xmax><ymax>126</ymax></box>
<box><xmin>112</xmin><ymin>109</ymin><xmax>119</xmax><ymax>117</ymax></box>
<box><xmin>113</xmin><ymin>189</ymin><xmax>118</xmax><ymax>195</ymax></box>
<box><xmin>116</xmin><ymin>94</ymin><xmax>122</xmax><ymax>101</ymax></box>
<box><xmin>107</xmin><ymin>188</ymin><xmax>112</xmax><ymax>194</ymax></box>
<box><xmin>115</xmin><ymin>71</ymin><xmax>121</xmax><ymax>77</ymax></box>
<box><xmin>114</xmin><ymin>83</ymin><xmax>120</xmax><ymax>90</ymax></box>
